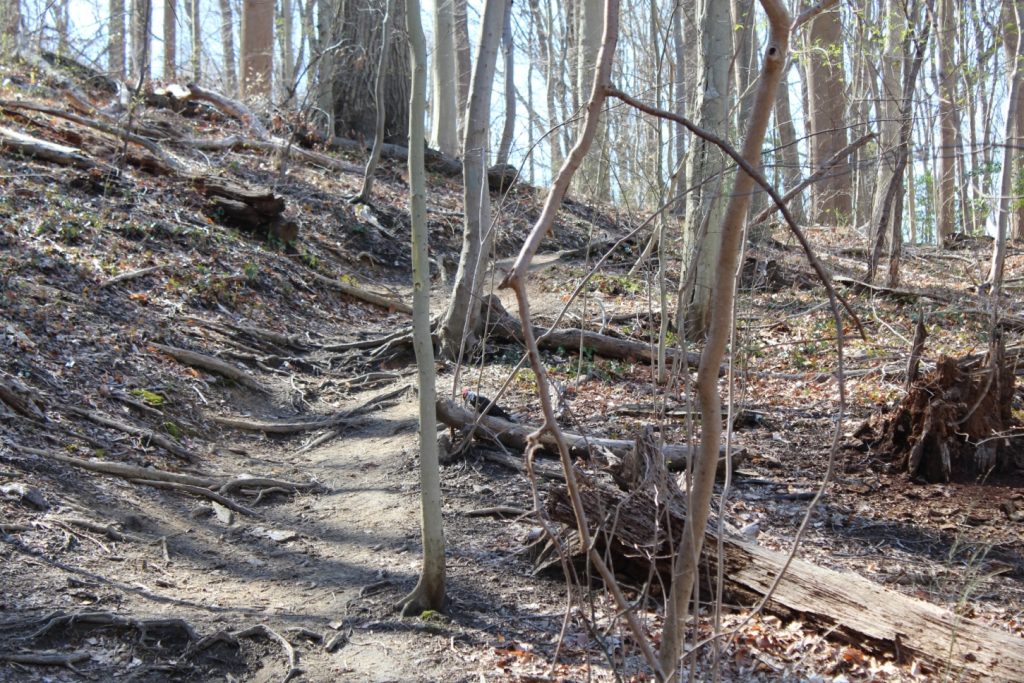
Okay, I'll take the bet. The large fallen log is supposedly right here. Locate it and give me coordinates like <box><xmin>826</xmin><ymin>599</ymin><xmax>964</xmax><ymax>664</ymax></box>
<box><xmin>435</xmin><ymin>399</ymin><xmax>740</xmax><ymax>470</ymax></box>
<box><xmin>546</xmin><ymin>478</ymin><xmax>1024</xmax><ymax>682</ymax></box>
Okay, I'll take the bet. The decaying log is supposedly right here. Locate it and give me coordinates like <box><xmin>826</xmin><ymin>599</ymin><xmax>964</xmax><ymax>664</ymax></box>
<box><xmin>436</xmin><ymin>399</ymin><xmax>741</xmax><ymax>470</ymax></box>
<box><xmin>0</xmin><ymin>125</ymin><xmax>102</xmax><ymax>170</ymax></box>
<box><xmin>545</xmin><ymin>477</ymin><xmax>1024</xmax><ymax>682</ymax></box>
<box><xmin>191</xmin><ymin>175</ymin><xmax>298</xmax><ymax>243</ymax></box>
<box><xmin>868</xmin><ymin>339</ymin><xmax>1015</xmax><ymax>481</ymax></box>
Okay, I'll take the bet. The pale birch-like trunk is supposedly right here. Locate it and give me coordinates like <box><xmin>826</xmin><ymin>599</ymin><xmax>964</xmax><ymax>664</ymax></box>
<box><xmin>397</xmin><ymin>0</ymin><xmax>446</xmax><ymax>617</ymax></box>
<box><xmin>430</xmin><ymin>0</ymin><xmax>459</xmax><ymax>155</ymax></box>
<box><xmin>278</xmin><ymin>0</ymin><xmax>294</xmax><ymax>102</ymax></box>
<box><xmin>437</xmin><ymin>0</ymin><xmax>507</xmax><ymax>358</ymax></box>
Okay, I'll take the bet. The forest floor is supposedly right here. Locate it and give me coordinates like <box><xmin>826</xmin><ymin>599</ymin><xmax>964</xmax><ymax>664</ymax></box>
<box><xmin>1</xmin><ymin>56</ymin><xmax>1023</xmax><ymax>682</ymax></box>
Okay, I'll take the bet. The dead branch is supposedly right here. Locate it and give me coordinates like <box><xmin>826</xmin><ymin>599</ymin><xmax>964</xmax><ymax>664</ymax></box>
<box><xmin>179</xmin><ymin>135</ymin><xmax>362</xmax><ymax>174</ymax></box>
<box><xmin>12</xmin><ymin>443</ymin><xmax>219</xmax><ymax>486</ymax></box>
<box><xmin>150</xmin><ymin>342</ymin><xmax>271</xmax><ymax>394</ymax></box>
<box><xmin>98</xmin><ymin>264</ymin><xmax>168</xmax><ymax>288</ymax></box>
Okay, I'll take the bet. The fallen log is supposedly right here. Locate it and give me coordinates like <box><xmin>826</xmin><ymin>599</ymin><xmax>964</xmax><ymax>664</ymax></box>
<box><xmin>482</xmin><ymin>295</ymin><xmax>709</xmax><ymax>372</ymax></box>
<box><xmin>545</xmin><ymin>477</ymin><xmax>1024</xmax><ymax>682</ymax></box>
<box><xmin>0</xmin><ymin>125</ymin><xmax>102</xmax><ymax>170</ymax></box>
<box><xmin>191</xmin><ymin>175</ymin><xmax>298</xmax><ymax>243</ymax></box>
<box><xmin>436</xmin><ymin>399</ymin><xmax>741</xmax><ymax>470</ymax></box>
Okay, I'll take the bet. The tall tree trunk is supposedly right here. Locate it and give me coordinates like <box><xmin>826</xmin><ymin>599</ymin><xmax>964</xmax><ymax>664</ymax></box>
<box><xmin>991</xmin><ymin>0</ymin><xmax>1024</xmax><ymax>285</ymax></box>
<box><xmin>575</xmin><ymin>0</ymin><xmax>609</xmax><ymax>199</ymax></box>
<box><xmin>54</xmin><ymin>0</ymin><xmax>70</xmax><ymax>55</ymax></box>
<box><xmin>869</xmin><ymin>0</ymin><xmax>905</xmax><ymax>251</ymax></box>
<box><xmin>396</xmin><ymin>0</ymin><xmax>446</xmax><ymax>618</ymax></box>
<box><xmin>430</xmin><ymin>0</ymin><xmax>459</xmax><ymax>155</ymax></box>
<box><xmin>496</xmin><ymin>0</ymin><xmax>516</xmax><ymax>166</ymax></box>
<box><xmin>314</xmin><ymin>0</ymin><xmax>336</xmax><ymax>137</ymax></box>
<box><xmin>190</xmin><ymin>0</ymin><xmax>201</xmax><ymax>81</ymax></box>
<box><xmin>332</xmin><ymin>0</ymin><xmax>410</xmax><ymax>144</ymax></box>
<box><xmin>453</xmin><ymin>0</ymin><xmax>472</xmax><ymax>143</ymax></box>
<box><xmin>935</xmin><ymin>0</ymin><xmax>959</xmax><ymax>243</ymax></box>
<box><xmin>163</xmin><ymin>0</ymin><xmax>176</xmax><ymax>78</ymax></box>
<box><xmin>241</xmin><ymin>0</ymin><xmax>274</xmax><ymax>98</ymax></box>
<box><xmin>130</xmin><ymin>0</ymin><xmax>152</xmax><ymax>83</ymax></box>
<box><xmin>437</xmin><ymin>0</ymin><xmax>508</xmax><ymax>358</ymax></box>
<box><xmin>804</xmin><ymin>5</ymin><xmax>851</xmax><ymax>225</ymax></box>
<box><xmin>661</xmin><ymin>1</ymin><xmax>792</xmax><ymax>675</ymax></box>
<box><xmin>774</xmin><ymin>62</ymin><xmax>804</xmax><ymax>224</ymax></box>
<box><xmin>671</xmin><ymin>0</ymin><xmax>686</xmax><ymax>217</ymax></box>
<box><xmin>217</xmin><ymin>0</ymin><xmax>236</xmax><ymax>93</ymax></box>
<box><xmin>680</xmin><ymin>0</ymin><xmax>731</xmax><ymax>338</ymax></box>
<box><xmin>1003</xmin><ymin>0</ymin><xmax>1024</xmax><ymax>240</ymax></box>
<box><xmin>1</xmin><ymin>0</ymin><xmax>19</xmax><ymax>55</ymax></box>
<box><xmin>110</xmin><ymin>0</ymin><xmax>126</xmax><ymax>78</ymax></box>
<box><xmin>278</xmin><ymin>0</ymin><xmax>295</xmax><ymax>102</ymax></box>
<box><xmin>354</xmin><ymin>0</ymin><xmax>394</xmax><ymax>203</ymax></box>
<box><xmin>527</xmin><ymin>0</ymin><xmax>563</xmax><ymax>173</ymax></box>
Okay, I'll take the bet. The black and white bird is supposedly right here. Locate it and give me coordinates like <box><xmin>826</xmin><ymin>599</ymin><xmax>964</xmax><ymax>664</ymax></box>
<box><xmin>462</xmin><ymin>388</ymin><xmax>516</xmax><ymax>422</ymax></box>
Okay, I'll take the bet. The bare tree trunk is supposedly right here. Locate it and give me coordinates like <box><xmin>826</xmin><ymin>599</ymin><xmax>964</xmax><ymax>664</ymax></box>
<box><xmin>190</xmin><ymin>0</ymin><xmax>201</xmax><ymax>81</ymax></box>
<box><xmin>935</xmin><ymin>0</ymin><xmax>959</xmax><ymax>243</ymax></box>
<box><xmin>1003</xmin><ymin>0</ymin><xmax>1024</xmax><ymax>240</ymax></box>
<box><xmin>496</xmin><ymin>0</ymin><xmax>516</xmax><ymax>166</ymax></box>
<box><xmin>774</xmin><ymin>62</ymin><xmax>804</xmax><ymax>225</ymax></box>
<box><xmin>437</xmin><ymin>0</ymin><xmax>508</xmax><ymax>358</ymax></box>
<box><xmin>130</xmin><ymin>0</ymin><xmax>152</xmax><ymax>83</ymax></box>
<box><xmin>989</xmin><ymin>0</ymin><xmax>1024</xmax><ymax>287</ymax></box>
<box><xmin>453</xmin><ymin>0</ymin><xmax>472</xmax><ymax>143</ymax></box>
<box><xmin>314</xmin><ymin>0</ymin><xmax>336</xmax><ymax>137</ymax></box>
<box><xmin>527</xmin><ymin>0</ymin><xmax>563</xmax><ymax>172</ymax></box>
<box><xmin>278</xmin><ymin>0</ymin><xmax>295</xmax><ymax>102</ymax></box>
<box><xmin>680</xmin><ymin>0</ymin><xmax>731</xmax><ymax>338</ymax></box>
<box><xmin>870</xmin><ymin>0</ymin><xmax>904</xmax><ymax>251</ymax></box>
<box><xmin>354</xmin><ymin>0</ymin><xmax>393</xmax><ymax>203</ymax></box>
<box><xmin>429</xmin><ymin>0</ymin><xmax>459</xmax><ymax>155</ymax></box>
<box><xmin>575</xmin><ymin>0</ymin><xmax>609</xmax><ymax>199</ymax></box>
<box><xmin>661</xmin><ymin>1</ymin><xmax>791</xmax><ymax>674</ymax></box>
<box><xmin>54</xmin><ymin>0</ymin><xmax>70</xmax><ymax>54</ymax></box>
<box><xmin>804</xmin><ymin>5</ymin><xmax>851</xmax><ymax>224</ymax></box>
<box><xmin>332</xmin><ymin>0</ymin><xmax>410</xmax><ymax>144</ymax></box>
<box><xmin>110</xmin><ymin>0</ymin><xmax>126</xmax><ymax>78</ymax></box>
<box><xmin>241</xmin><ymin>0</ymin><xmax>274</xmax><ymax>98</ymax></box>
<box><xmin>397</xmin><ymin>0</ymin><xmax>446</xmax><ymax>617</ymax></box>
<box><xmin>0</xmin><ymin>0</ymin><xmax>19</xmax><ymax>55</ymax></box>
<box><xmin>163</xmin><ymin>0</ymin><xmax>176</xmax><ymax>78</ymax></box>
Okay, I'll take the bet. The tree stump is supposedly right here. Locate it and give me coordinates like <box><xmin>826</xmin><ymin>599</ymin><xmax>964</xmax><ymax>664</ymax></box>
<box><xmin>871</xmin><ymin>342</ymin><xmax>1015</xmax><ymax>482</ymax></box>
<box><xmin>192</xmin><ymin>176</ymin><xmax>298</xmax><ymax>244</ymax></box>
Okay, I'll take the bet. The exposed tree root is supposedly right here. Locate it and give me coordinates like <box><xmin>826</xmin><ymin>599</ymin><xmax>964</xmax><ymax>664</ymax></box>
<box><xmin>64</xmin><ymin>406</ymin><xmax>195</xmax><ymax>462</ymax></box>
<box><xmin>0</xmin><ymin>651</ymin><xmax>90</xmax><ymax>668</ymax></box>
<box><xmin>150</xmin><ymin>343</ymin><xmax>270</xmax><ymax>394</ymax></box>
<box><xmin>196</xmin><ymin>624</ymin><xmax>302</xmax><ymax>683</ymax></box>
